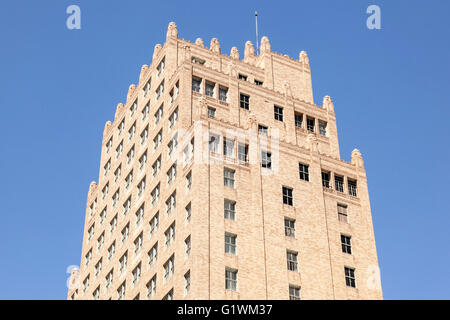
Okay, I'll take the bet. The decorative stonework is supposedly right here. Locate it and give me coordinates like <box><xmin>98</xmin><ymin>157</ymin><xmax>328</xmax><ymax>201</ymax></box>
<box><xmin>307</xmin><ymin>133</ymin><xmax>319</xmax><ymax>153</ymax></box>
<box><xmin>351</xmin><ymin>149</ymin><xmax>364</xmax><ymax>168</ymax></box>
<box><xmin>230</xmin><ymin>47</ymin><xmax>239</xmax><ymax>60</ymax></box>
<box><xmin>103</xmin><ymin>121</ymin><xmax>112</xmax><ymax>139</ymax></box>
<box><xmin>183</xmin><ymin>45</ymin><xmax>191</xmax><ymax>63</ymax></box>
<box><xmin>166</xmin><ymin>21</ymin><xmax>178</xmax><ymax>40</ymax></box>
<box><xmin>283</xmin><ymin>81</ymin><xmax>292</xmax><ymax>98</ymax></box>
<box><xmin>260</xmin><ymin>36</ymin><xmax>271</xmax><ymax>53</ymax></box>
<box><xmin>323</xmin><ymin>95</ymin><xmax>334</xmax><ymax>113</ymax></box>
<box><xmin>299</xmin><ymin>51</ymin><xmax>310</xmax><ymax>67</ymax></box>
<box><xmin>126</xmin><ymin>84</ymin><xmax>136</xmax><ymax>103</ymax></box>
<box><xmin>210</xmin><ymin>38</ymin><xmax>220</xmax><ymax>53</ymax></box>
<box><xmin>114</xmin><ymin>103</ymin><xmax>124</xmax><ymax>121</ymax></box>
<box><xmin>244</xmin><ymin>41</ymin><xmax>256</xmax><ymax>64</ymax></box>
<box><xmin>139</xmin><ymin>65</ymin><xmax>148</xmax><ymax>83</ymax></box>
<box><xmin>227</xmin><ymin>61</ymin><xmax>237</xmax><ymax>78</ymax></box>
<box><xmin>152</xmin><ymin>44</ymin><xmax>162</xmax><ymax>61</ymax></box>
<box><xmin>195</xmin><ymin>38</ymin><xmax>204</xmax><ymax>47</ymax></box>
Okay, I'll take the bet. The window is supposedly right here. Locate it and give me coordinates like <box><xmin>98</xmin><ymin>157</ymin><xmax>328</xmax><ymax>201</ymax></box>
<box><xmin>225</xmin><ymin>233</ymin><xmax>237</xmax><ymax>255</ymax></box>
<box><xmin>130</xmin><ymin>100</ymin><xmax>138</xmax><ymax>118</ymax></box>
<box><xmin>348</xmin><ymin>179</ymin><xmax>357</xmax><ymax>197</ymax></box>
<box><xmin>126</xmin><ymin>145</ymin><xmax>135</xmax><ymax>164</ymax></box>
<box><xmin>147</xmin><ymin>275</ymin><xmax>157</xmax><ymax>298</ymax></box>
<box><xmin>157</xmin><ymin>57</ymin><xmax>165</xmax><ymax>76</ymax></box>
<box><xmin>307</xmin><ymin>117</ymin><xmax>315</xmax><ymax>132</ymax></box>
<box><xmin>107</xmin><ymin>242</ymin><xmax>115</xmax><ymax>261</ymax></box>
<box><xmin>225</xmin><ymin>269</ymin><xmax>237</xmax><ymax>291</ymax></box>
<box><xmin>97</xmin><ymin>232</ymin><xmax>105</xmax><ymax>251</ymax></box>
<box><xmin>99</xmin><ymin>207</ymin><xmax>107</xmax><ymax>225</ymax></box>
<box><xmin>102</xmin><ymin>183</ymin><xmax>109</xmax><ymax>200</ymax></box>
<box><xmin>166</xmin><ymin>162</ymin><xmax>177</xmax><ymax>185</ymax></box>
<box><xmin>109</xmin><ymin>215</ymin><xmax>117</xmax><ymax>235</ymax></box>
<box><xmin>143</xmin><ymin>78</ymin><xmax>151</xmax><ymax>98</ymax></box>
<box><xmin>192</xmin><ymin>56</ymin><xmax>205</xmax><ymax>65</ymax></box>
<box><xmin>137</xmin><ymin>176</ymin><xmax>146</xmax><ymax>196</ymax></box>
<box><xmin>205</xmin><ymin>81</ymin><xmax>215</xmax><ymax>97</ymax></box>
<box><xmin>87</xmin><ymin>224</ymin><xmax>95</xmax><ymax>242</ymax></box>
<box><xmin>185</xmin><ymin>171</ymin><xmax>192</xmax><ymax>192</ymax></box>
<box><xmin>185</xmin><ymin>236</ymin><xmax>191</xmax><ymax>258</ymax></box>
<box><xmin>284</xmin><ymin>218</ymin><xmax>295</xmax><ymax>238</ymax></box>
<box><xmin>185</xmin><ymin>203</ymin><xmax>191</xmax><ymax>223</ymax></box>
<box><xmin>118</xmin><ymin>119</ymin><xmax>125</xmax><ymax>136</ymax></box>
<box><xmin>128</xmin><ymin>122</ymin><xmax>136</xmax><ymax>141</ymax></box>
<box><xmin>123</xmin><ymin>196</ymin><xmax>131</xmax><ymax>215</ymax></box>
<box><xmin>289</xmin><ymin>286</ymin><xmax>301</xmax><ymax>300</ymax></box>
<box><xmin>149</xmin><ymin>213</ymin><xmax>159</xmax><ymax>237</ymax></box>
<box><xmin>105</xmin><ymin>270</ymin><xmax>114</xmax><ymax>290</ymax></box>
<box><xmin>163</xmin><ymin>255</ymin><xmax>175</xmax><ymax>281</ymax></box>
<box><xmin>139</xmin><ymin>151</ymin><xmax>147</xmax><ymax>171</ymax></box>
<box><xmin>338</xmin><ymin>204</ymin><xmax>348</xmax><ymax>223</ymax></box>
<box><xmin>319</xmin><ymin>120</ymin><xmax>327</xmax><ymax>136</ymax></box>
<box><xmin>238</xmin><ymin>73</ymin><xmax>247</xmax><ymax>81</ymax></box>
<box><xmin>219</xmin><ymin>86</ymin><xmax>228</xmax><ymax>102</ymax></box>
<box><xmin>163</xmin><ymin>289</ymin><xmax>174</xmax><ymax>300</ymax></box>
<box><xmin>119</xmin><ymin>251</ymin><xmax>128</xmax><ymax>274</ymax></box>
<box><xmin>254</xmin><ymin>79</ymin><xmax>263</xmax><ymax>86</ymax></box>
<box><xmin>167</xmin><ymin>133</ymin><xmax>178</xmax><ymax>157</ymax></box>
<box><xmin>341</xmin><ymin>235</ymin><xmax>352</xmax><ymax>254</ymax></box>
<box><xmin>192</xmin><ymin>77</ymin><xmax>201</xmax><ymax>93</ymax></box>
<box><xmin>89</xmin><ymin>199</ymin><xmax>97</xmax><ymax>217</ymax></box>
<box><xmin>153</xmin><ymin>130</ymin><xmax>162</xmax><ymax>151</ymax></box>
<box><xmin>209</xmin><ymin>134</ymin><xmax>219</xmax><ymax>153</ymax></box>
<box><xmin>82</xmin><ymin>275</ymin><xmax>90</xmax><ymax>294</ymax></box>
<box><xmin>223</xmin><ymin>139</ymin><xmax>234</xmax><ymax>158</ymax></box>
<box><xmin>134</xmin><ymin>233</ymin><xmax>143</xmax><ymax>255</ymax></box>
<box><xmin>238</xmin><ymin>143</ymin><xmax>248</xmax><ymax>163</ymax></box>
<box><xmin>183</xmin><ymin>138</ymin><xmax>195</xmax><ymax>165</ymax></box>
<box><xmin>335</xmin><ymin>175</ymin><xmax>344</xmax><ymax>193</ymax></box>
<box><xmin>299</xmin><ymin>163</ymin><xmax>310</xmax><ymax>181</ymax></box>
<box><xmin>224</xmin><ymin>168</ymin><xmax>235</xmax><ymax>188</ymax></box>
<box><xmin>165</xmin><ymin>223</ymin><xmax>176</xmax><ymax>248</ymax></box>
<box><xmin>261</xmin><ymin>151</ymin><xmax>272</xmax><ymax>169</ymax></box>
<box><xmin>125</xmin><ymin>170</ymin><xmax>133</xmax><ymax>189</ymax></box>
<box><xmin>274</xmin><ymin>105</ymin><xmax>284</xmax><ymax>122</ymax></box>
<box><xmin>240</xmin><ymin>93</ymin><xmax>250</xmax><ymax>110</ymax></box>
<box><xmin>106</xmin><ymin>138</ymin><xmax>113</xmax><ymax>154</ymax></box>
<box><xmin>155</xmin><ymin>80</ymin><xmax>165</xmax><ymax>101</ymax></box>
<box><xmin>104</xmin><ymin>159</ymin><xmax>111</xmax><ymax>176</ymax></box>
<box><xmin>207</xmin><ymin>106</ymin><xmax>216</xmax><ymax>118</ymax></box>
<box><xmin>115</xmin><ymin>141</ymin><xmax>123</xmax><ymax>159</ymax></box>
<box><xmin>154</xmin><ymin>105</ymin><xmax>164</xmax><ymax>125</ymax></box>
<box><xmin>117</xmin><ymin>281</ymin><xmax>126</xmax><ymax>300</ymax></box>
<box><xmin>165</xmin><ymin>191</ymin><xmax>176</xmax><ymax>215</ymax></box>
<box><xmin>345</xmin><ymin>267</ymin><xmax>356</xmax><ymax>288</ymax></box>
<box><xmin>295</xmin><ymin>113</ymin><xmax>303</xmax><ymax>128</ymax></box>
<box><xmin>258</xmin><ymin>124</ymin><xmax>268</xmax><ymax>135</ymax></box>
<box><xmin>148</xmin><ymin>242</ymin><xmax>158</xmax><ymax>267</ymax></box>
<box><xmin>184</xmin><ymin>271</ymin><xmax>191</xmax><ymax>295</ymax></box>
<box><xmin>322</xmin><ymin>171</ymin><xmax>330</xmax><ymax>188</ymax></box>
<box><xmin>114</xmin><ymin>165</ymin><xmax>121</xmax><ymax>182</ymax></box>
<box><xmin>224</xmin><ymin>199</ymin><xmax>236</xmax><ymax>220</ymax></box>
<box><xmin>282</xmin><ymin>187</ymin><xmax>293</xmax><ymax>206</ymax></box>
<box><xmin>140</xmin><ymin>126</ymin><xmax>149</xmax><ymax>145</ymax></box>
<box><xmin>168</xmin><ymin>107</ymin><xmax>178</xmax><ymax>129</ymax></box>
<box><xmin>151</xmin><ymin>183</ymin><xmax>160</xmax><ymax>205</ymax></box>
<box><xmin>121</xmin><ymin>223</ymin><xmax>129</xmax><ymax>244</ymax></box>
<box><xmin>85</xmin><ymin>249</ymin><xmax>92</xmax><ymax>267</ymax></box>
<box><xmin>152</xmin><ymin>156</ymin><xmax>161</xmax><ymax>177</ymax></box>
<box><xmin>132</xmin><ymin>263</ymin><xmax>141</xmax><ymax>286</ymax></box>
<box><xmin>287</xmin><ymin>251</ymin><xmax>298</xmax><ymax>272</ymax></box>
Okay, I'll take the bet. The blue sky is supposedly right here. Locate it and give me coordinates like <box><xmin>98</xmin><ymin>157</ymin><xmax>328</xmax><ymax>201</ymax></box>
<box><xmin>0</xmin><ymin>0</ymin><xmax>449</xmax><ymax>300</ymax></box>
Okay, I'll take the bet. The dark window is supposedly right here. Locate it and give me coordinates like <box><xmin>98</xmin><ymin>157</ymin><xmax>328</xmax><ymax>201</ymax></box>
<box><xmin>261</xmin><ymin>151</ymin><xmax>272</xmax><ymax>169</ymax></box>
<box><xmin>240</xmin><ymin>93</ymin><xmax>250</xmax><ymax>110</ymax></box>
<box><xmin>238</xmin><ymin>144</ymin><xmax>249</xmax><ymax>163</ymax></box>
<box><xmin>348</xmin><ymin>179</ymin><xmax>357</xmax><ymax>197</ymax></box>
<box><xmin>319</xmin><ymin>120</ymin><xmax>327</xmax><ymax>136</ymax></box>
<box><xmin>192</xmin><ymin>77</ymin><xmax>201</xmax><ymax>92</ymax></box>
<box><xmin>345</xmin><ymin>267</ymin><xmax>356</xmax><ymax>288</ymax></box>
<box><xmin>299</xmin><ymin>163</ymin><xmax>310</xmax><ymax>181</ymax></box>
<box><xmin>238</xmin><ymin>74</ymin><xmax>248</xmax><ymax>81</ymax></box>
<box><xmin>341</xmin><ymin>235</ymin><xmax>352</xmax><ymax>254</ymax></box>
<box><xmin>207</xmin><ymin>107</ymin><xmax>216</xmax><ymax>118</ymax></box>
<box><xmin>282</xmin><ymin>187</ymin><xmax>293</xmax><ymax>206</ymax></box>
<box><xmin>286</xmin><ymin>251</ymin><xmax>298</xmax><ymax>272</ymax></box>
<box><xmin>295</xmin><ymin>113</ymin><xmax>303</xmax><ymax>128</ymax></box>
<box><xmin>335</xmin><ymin>175</ymin><xmax>344</xmax><ymax>192</ymax></box>
<box><xmin>205</xmin><ymin>81</ymin><xmax>215</xmax><ymax>97</ymax></box>
<box><xmin>289</xmin><ymin>286</ymin><xmax>301</xmax><ymax>300</ymax></box>
<box><xmin>219</xmin><ymin>86</ymin><xmax>228</xmax><ymax>102</ymax></box>
<box><xmin>284</xmin><ymin>218</ymin><xmax>295</xmax><ymax>237</ymax></box>
<box><xmin>274</xmin><ymin>105</ymin><xmax>284</xmax><ymax>122</ymax></box>
<box><xmin>322</xmin><ymin>172</ymin><xmax>330</xmax><ymax>188</ymax></box>
<box><xmin>338</xmin><ymin>204</ymin><xmax>348</xmax><ymax>223</ymax></box>
<box><xmin>254</xmin><ymin>79</ymin><xmax>263</xmax><ymax>86</ymax></box>
<box><xmin>307</xmin><ymin>117</ymin><xmax>315</xmax><ymax>132</ymax></box>
<box><xmin>258</xmin><ymin>124</ymin><xmax>268</xmax><ymax>135</ymax></box>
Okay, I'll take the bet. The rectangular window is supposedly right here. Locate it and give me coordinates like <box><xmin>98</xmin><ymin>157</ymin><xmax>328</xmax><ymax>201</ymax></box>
<box><xmin>152</xmin><ymin>156</ymin><xmax>161</xmax><ymax>177</ymax></box>
<box><xmin>106</xmin><ymin>138</ymin><xmax>113</xmax><ymax>154</ymax></box>
<box><xmin>149</xmin><ymin>212</ymin><xmax>159</xmax><ymax>237</ymax></box>
<box><xmin>140</xmin><ymin>126</ymin><xmax>149</xmax><ymax>145</ymax></box>
<box><xmin>143</xmin><ymin>78</ymin><xmax>151</xmax><ymax>97</ymax></box>
<box><xmin>261</xmin><ymin>151</ymin><xmax>272</xmax><ymax>169</ymax></box>
<box><xmin>254</xmin><ymin>79</ymin><xmax>263</xmax><ymax>86</ymax></box>
<box><xmin>125</xmin><ymin>170</ymin><xmax>133</xmax><ymax>189</ymax></box>
<box><xmin>240</xmin><ymin>93</ymin><xmax>250</xmax><ymax>110</ymax></box>
<box><xmin>148</xmin><ymin>242</ymin><xmax>158</xmax><ymax>267</ymax></box>
<box><xmin>223</xmin><ymin>139</ymin><xmax>234</xmax><ymax>158</ymax></box>
<box><xmin>130</xmin><ymin>100</ymin><xmax>137</xmax><ymax>118</ymax></box>
<box><xmin>287</xmin><ymin>251</ymin><xmax>298</xmax><ymax>272</ymax></box>
<box><xmin>117</xmin><ymin>281</ymin><xmax>126</xmax><ymax>300</ymax></box>
<box><xmin>219</xmin><ymin>86</ymin><xmax>228</xmax><ymax>102</ymax></box>
<box><xmin>274</xmin><ymin>105</ymin><xmax>284</xmax><ymax>122</ymax></box>
<box><xmin>107</xmin><ymin>242</ymin><xmax>115</xmax><ymax>261</ymax></box>
<box><xmin>258</xmin><ymin>124</ymin><xmax>268</xmax><ymax>135</ymax></box>
<box><xmin>185</xmin><ymin>171</ymin><xmax>192</xmax><ymax>192</ymax></box>
<box><xmin>139</xmin><ymin>151</ymin><xmax>147</xmax><ymax>171</ymax></box>
<box><xmin>137</xmin><ymin>176</ymin><xmax>146</xmax><ymax>196</ymax></box>
<box><xmin>118</xmin><ymin>119</ymin><xmax>125</xmax><ymax>136</ymax></box>
<box><xmin>121</xmin><ymin>223</ymin><xmax>129</xmax><ymax>244</ymax></box>
<box><xmin>319</xmin><ymin>120</ymin><xmax>327</xmax><ymax>136</ymax></box>
<box><xmin>128</xmin><ymin>122</ymin><xmax>136</xmax><ymax>141</ymax></box>
<box><xmin>224</xmin><ymin>199</ymin><xmax>236</xmax><ymax>220</ymax></box>
<box><xmin>335</xmin><ymin>175</ymin><xmax>344</xmax><ymax>193</ymax></box>
<box><xmin>322</xmin><ymin>171</ymin><xmax>330</xmax><ymax>188</ymax></box>
<box><xmin>126</xmin><ymin>145</ymin><xmax>135</xmax><ymax>164</ymax></box>
<box><xmin>163</xmin><ymin>289</ymin><xmax>174</xmax><ymax>300</ymax></box>
<box><xmin>225</xmin><ymin>268</ymin><xmax>237</xmax><ymax>291</ymax></box>
<box><xmin>295</xmin><ymin>113</ymin><xmax>303</xmax><ymax>128</ymax></box>
<box><xmin>208</xmin><ymin>106</ymin><xmax>216</xmax><ymax>118</ymax></box>
<box><xmin>165</xmin><ymin>191</ymin><xmax>176</xmax><ymax>215</ymax></box>
<box><xmin>156</xmin><ymin>57</ymin><xmax>165</xmax><ymax>76</ymax></box>
<box><xmin>185</xmin><ymin>236</ymin><xmax>191</xmax><ymax>258</ymax></box>
<box><xmin>166</xmin><ymin>162</ymin><xmax>177</xmax><ymax>185</ymax></box>
<box><xmin>238</xmin><ymin>73</ymin><xmax>247</xmax><ymax>81</ymax></box>
<box><xmin>209</xmin><ymin>134</ymin><xmax>219</xmax><ymax>153</ymax></box>
<box><xmin>338</xmin><ymin>204</ymin><xmax>348</xmax><ymax>223</ymax></box>
<box><xmin>238</xmin><ymin>143</ymin><xmax>248</xmax><ymax>163</ymax></box>
<box><xmin>224</xmin><ymin>168</ymin><xmax>235</xmax><ymax>188</ymax></box>
<box><xmin>134</xmin><ymin>233</ymin><xmax>143</xmax><ymax>255</ymax></box>
<box><xmin>345</xmin><ymin>267</ymin><xmax>356</xmax><ymax>288</ymax></box>
<box><xmin>284</xmin><ymin>218</ymin><xmax>295</xmax><ymax>237</ymax></box>
<box><xmin>341</xmin><ymin>235</ymin><xmax>352</xmax><ymax>254</ymax></box>
<box><xmin>164</xmin><ymin>223</ymin><xmax>176</xmax><ymax>248</ymax></box>
<box><xmin>184</xmin><ymin>271</ymin><xmax>191</xmax><ymax>295</ymax></box>
<box><xmin>163</xmin><ymin>255</ymin><xmax>175</xmax><ymax>281</ymax></box>
<box><xmin>132</xmin><ymin>263</ymin><xmax>141</xmax><ymax>286</ymax></box>
<box><xmin>168</xmin><ymin>107</ymin><xmax>178</xmax><ymax>129</ymax></box>
<box><xmin>154</xmin><ymin>105</ymin><xmax>163</xmax><ymax>126</ymax></box>
<box><xmin>147</xmin><ymin>275</ymin><xmax>157</xmax><ymax>298</ymax></box>
<box><xmin>299</xmin><ymin>163</ymin><xmax>310</xmax><ymax>181</ymax></box>
<box><xmin>115</xmin><ymin>141</ymin><xmax>123</xmax><ymax>159</ymax></box>
<box><xmin>192</xmin><ymin>77</ymin><xmax>201</xmax><ymax>93</ymax></box>
<box><xmin>155</xmin><ymin>80</ymin><xmax>165</xmax><ymax>102</ymax></box>
<box><xmin>307</xmin><ymin>117</ymin><xmax>315</xmax><ymax>132</ymax></box>
<box><xmin>348</xmin><ymin>179</ymin><xmax>358</xmax><ymax>197</ymax></box>
<box><xmin>151</xmin><ymin>183</ymin><xmax>160</xmax><ymax>205</ymax></box>
<box><xmin>225</xmin><ymin>233</ymin><xmax>237</xmax><ymax>255</ymax></box>
<box><xmin>282</xmin><ymin>187</ymin><xmax>293</xmax><ymax>206</ymax></box>
<box><xmin>205</xmin><ymin>81</ymin><xmax>215</xmax><ymax>97</ymax></box>
<box><xmin>289</xmin><ymin>286</ymin><xmax>301</xmax><ymax>300</ymax></box>
<box><xmin>105</xmin><ymin>270</ymin><xmax>114</xmax><ymax>290</ymax></box>
<box><xmin>119</xmin><ymin>251</ymin><xmax>128</xmax><ymax>274</ymax></box>
<box><xmin>185</xmin><ymin>202</ymin><xmax>191</xmax><ymax>223</ymax></box>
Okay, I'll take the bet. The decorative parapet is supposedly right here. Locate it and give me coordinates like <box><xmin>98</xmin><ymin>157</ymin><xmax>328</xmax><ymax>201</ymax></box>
<box><xmin>114</xmin><ymin>103</ymin><xmax>124</xmax><ymax>122</ymax></box>
<box><xmin>244</xmin><ymin>41</ymin><xmax>256</xmax><ymax>65</ymax></box>
<box><xmin>126</xmin><ymin>84</ymin><xmax>136</xmax><ymax>104</ymax></box>
<box><xmin>260</xmin><ymin>36</ymin><xmax>271</xmax><ymax>54</ymax></box>
<box><xmin>88</xmin><ymin>181</ymin><xmax>98</xmax><ymax>198</ymax></box>
<box><xmin>103</xmin><ymin>121</ymin><xmax>112</xmax><ymax>141</ymax></box>
<box><xmin>195</xmin><ymin>38</ymin><xmax>204</xmax><ymax>47</ymax></box>
<box><xmin>166</xmin><ymin>21</ymin><xmax>178</xmax><ymax>40</ymax></box>
<box><xmin>323</xmin><ymin>95</ymin><xmax>334</xmax><ymax>113</ymax></box>
<box><xmin>152</xmin><ymin>44</ymin><xmax>162</xmax><ymax>62</ymax></box>
<box><xmin>299</xmin><ymin>51</ymin><xmax>310</xmax><ymax>69</ymax></box>
<box><xmin>139</xmin><ymin>65</ymin><xmax>149</xmax><ymax>83</ymax></box>
<box><xmin>351</xmin><ymin>149</ymin><xmax>365</xmax><ymax>169</ymax></box>
<box><xmin>210</xmin><ymin>38</ymin><xmax>220</xmax><ymax>53</ymax></box>
<box><xmin>230</xmin><ymin>47</ymin><xmax>239</xmax><ymax>60</ymax></box>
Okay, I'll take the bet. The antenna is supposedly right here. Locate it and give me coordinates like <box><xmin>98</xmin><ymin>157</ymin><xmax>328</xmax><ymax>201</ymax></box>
<box><xmin>255</xmin><ymin>11</ymin><xmax>259</xmax><ymax>55</ymax></box>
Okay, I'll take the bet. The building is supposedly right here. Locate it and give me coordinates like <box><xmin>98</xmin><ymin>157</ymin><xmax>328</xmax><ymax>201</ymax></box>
<box><xmin>68</xmin><ymin>22</ymin><xmax>383</xmax><ymax>300</ymax></box>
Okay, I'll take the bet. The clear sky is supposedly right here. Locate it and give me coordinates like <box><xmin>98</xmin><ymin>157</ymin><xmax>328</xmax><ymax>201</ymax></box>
<box><xmin>0</xmin><ymin>0</ymin><xmax>449</xmax><ymax>300</ymax></box>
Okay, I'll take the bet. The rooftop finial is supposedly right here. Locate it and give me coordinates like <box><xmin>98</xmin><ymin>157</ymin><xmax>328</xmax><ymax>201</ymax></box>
<box><xmin>260</xmin><ymin>36</ymin><xmax>271</xmax><ymax>53</ymax></box>
<box><xmin>230</xmin><ymin>47</ymin><xmax>239</xmax><ymax>59</ymax></box>
<box><xmin>210</xmin><ymin>38</ymin><xmax>221</xmax><ymax>53</ymax></box>
<box><xmin>166</xmin><ymin>22</ymin><xmax>178</xmax><ymax>40</ymax></box>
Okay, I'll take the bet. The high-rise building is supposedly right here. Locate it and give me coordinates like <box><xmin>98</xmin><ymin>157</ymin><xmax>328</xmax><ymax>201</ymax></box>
<box><xmin>68</xmin><ymin>22</ymin><xmax>382</xmax><ymax>300</ymax></box>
